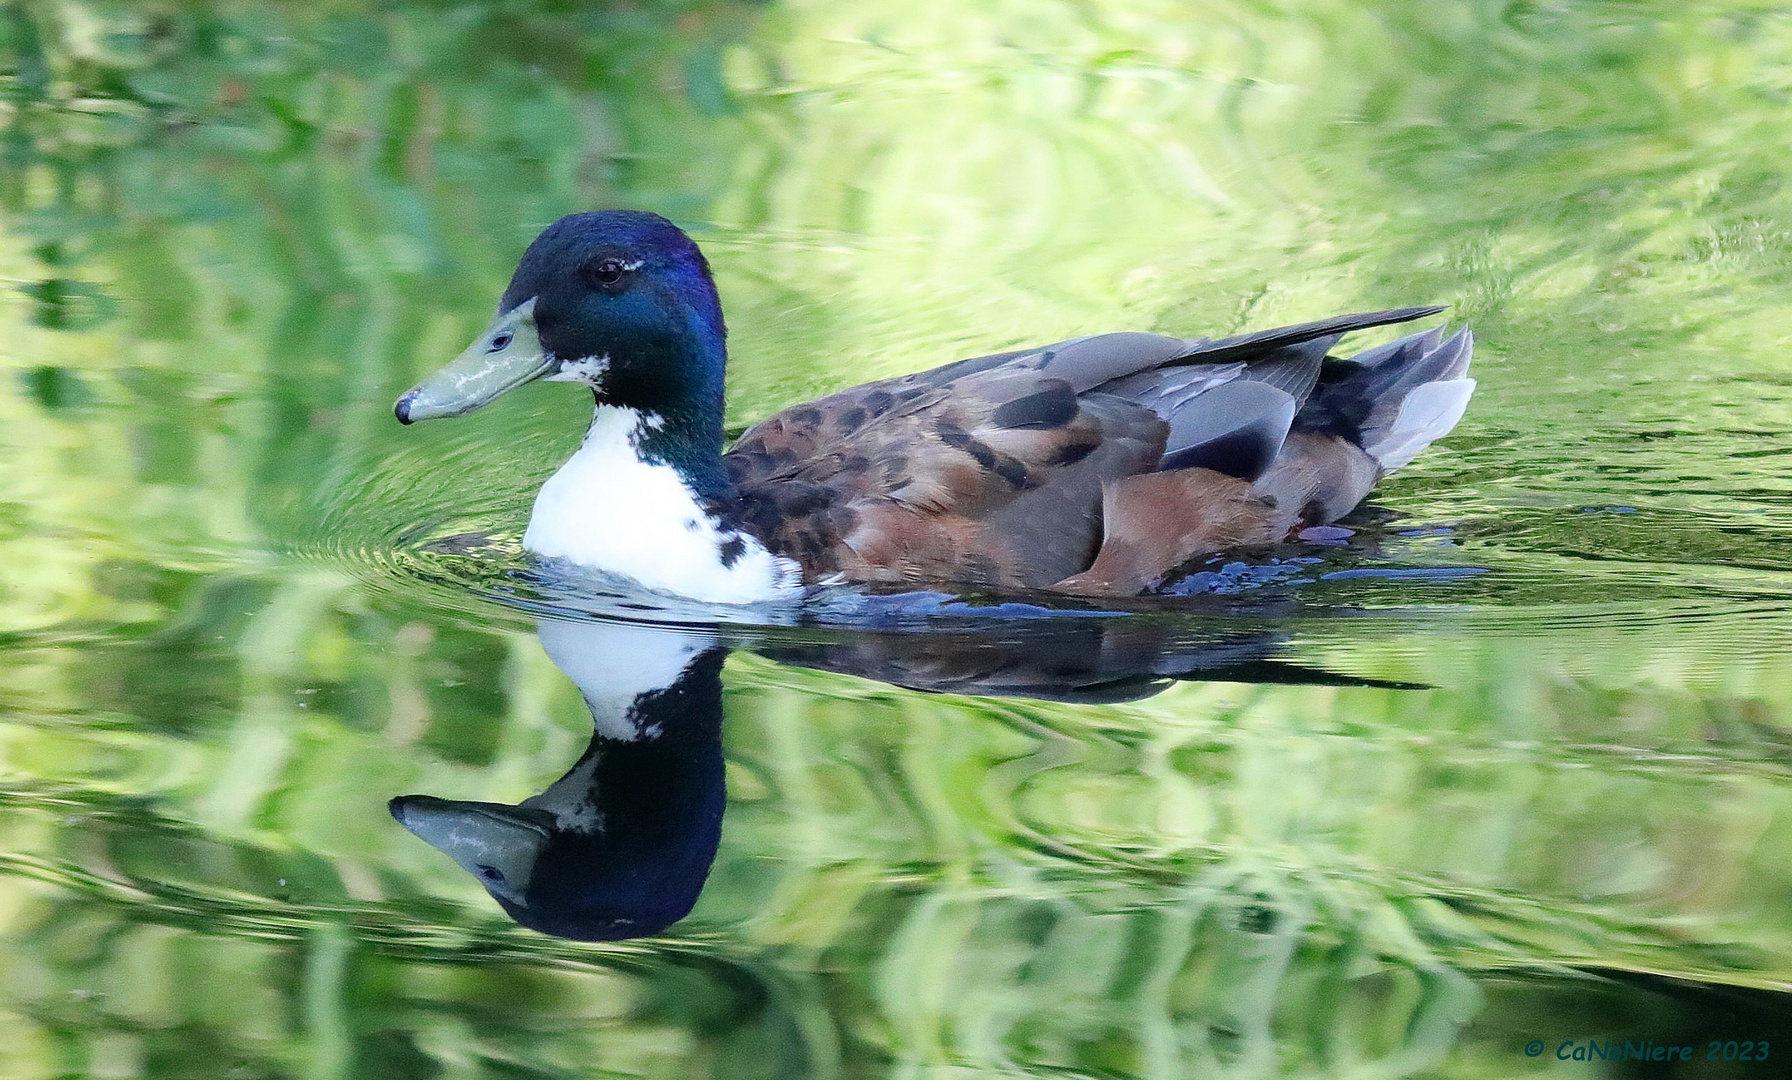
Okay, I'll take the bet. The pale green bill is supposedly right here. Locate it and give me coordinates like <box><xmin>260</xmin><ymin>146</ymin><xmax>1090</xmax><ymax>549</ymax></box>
<box><xmin>394</xmin><ymin>297</ymin><xmax>549</xmax><ymax>423</ymax></box>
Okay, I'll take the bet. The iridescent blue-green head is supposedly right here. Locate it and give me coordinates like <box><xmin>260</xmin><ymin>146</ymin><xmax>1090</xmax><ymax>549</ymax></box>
<box><xmin>395</xmin><ymin>210</ymin><xmax>728</xmax><ymax>460</ymax></box>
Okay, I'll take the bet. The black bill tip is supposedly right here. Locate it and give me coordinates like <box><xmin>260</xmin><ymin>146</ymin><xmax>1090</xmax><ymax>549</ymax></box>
<box><xmin>394</xmin><ymin>393</ymin><xmax>415</xmax><ymax>425</ymax></box>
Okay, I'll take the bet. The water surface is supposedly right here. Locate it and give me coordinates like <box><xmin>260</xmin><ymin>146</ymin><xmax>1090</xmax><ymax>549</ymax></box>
<box><xmin>5</xmin><ymin>1</ymin><xmax>1792</xmax><ymax>1076</ymax></box>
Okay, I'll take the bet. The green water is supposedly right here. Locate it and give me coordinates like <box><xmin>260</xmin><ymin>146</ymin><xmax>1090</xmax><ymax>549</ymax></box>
<box><xmin>6</xmin><ymin>0</ymin><xmax>1792</xmax><ymax>1075</ymax></box>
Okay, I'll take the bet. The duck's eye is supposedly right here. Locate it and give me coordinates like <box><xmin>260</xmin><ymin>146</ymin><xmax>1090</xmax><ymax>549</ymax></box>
<box><xmin>477</xmin><ymin>864</ymin><xmax>506</xmax><ymax>884</ymax></box>
<box><xmin>488</xmin><ymin>331</ymin><xmax>513</xmax><ymax>352</ymax></box>
<box><xmin>590</xmin><ymin>257</ymin><xmax>630</xmax><ymax>289</ymax></box>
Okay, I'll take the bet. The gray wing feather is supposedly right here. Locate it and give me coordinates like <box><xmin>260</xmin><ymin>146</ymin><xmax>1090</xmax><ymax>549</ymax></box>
<box><xmin>1096</xmin><ymin>363</ymin><xmax>1244</xmax><ymax>413</ymax></box>
<box><xmin>1157</xmin><ymin>380</ymin><xmax>1298</xmax><ymax>479</ymax></box>
<box><xmin>1026</xmin><ymin>333</ymin><xmax>1194</xmax><ymax>391</ymax></box>
<box><xmin>927</xmin><ymin>332</ymin><xmax>1194</xmax><ymax>394</ymax></box>
<box><xmin>922</xmin><ymin>308</ymin><xmax>1441</xmax><ymax>400</ymax></box>
<box><xmin>1234</xmin><ymin>337</ymin><xmax>1333</xmax><ymax>403</ymax></box>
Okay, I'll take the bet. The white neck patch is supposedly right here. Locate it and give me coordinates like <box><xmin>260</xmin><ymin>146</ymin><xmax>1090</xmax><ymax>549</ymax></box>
<box><xmin>520</xmin><ymin>749</ymin><xmax>606</xmax><ymax>835</ymax></box>
<box><xmin>522</xmin><ymin>405</ymin><xmax>802</xmax><ymax>605</ymax></box>
<box><xmin>544</xmin><ymin>352</ymin><xmax>609</xmax><ymax>387</ymax></box>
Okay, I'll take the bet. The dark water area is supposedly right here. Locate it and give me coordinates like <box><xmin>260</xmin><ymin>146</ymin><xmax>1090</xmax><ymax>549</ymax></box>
<box><xmin>5</xmin><ymin>1</ymin><xmax>1792</xmax><ymax>1076</ymax></box>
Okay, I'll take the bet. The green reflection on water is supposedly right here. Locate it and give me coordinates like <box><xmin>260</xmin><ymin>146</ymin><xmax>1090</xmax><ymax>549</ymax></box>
<box><xmin>5</xmin><ymin>0</ymin><xmax>1792</xmax><ymax>1076</ymax></box>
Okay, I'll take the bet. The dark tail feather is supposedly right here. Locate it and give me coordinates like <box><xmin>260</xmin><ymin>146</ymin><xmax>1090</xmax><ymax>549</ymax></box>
<box><xmin>1298</xmin><ymin>327</ymin><xmax>1476</xmax><ymax>473</ymax></box>
<box><xmin>1175</xmin><ymin>305</ymin><xmax>1447</xmax><ymax>367</ymax></box>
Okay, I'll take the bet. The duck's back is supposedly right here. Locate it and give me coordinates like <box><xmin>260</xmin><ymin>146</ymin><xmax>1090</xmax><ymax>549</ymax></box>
<box><xmin>723</xmin><ymin>308</ymin><xmax>1473</xmax><ymax>594</ymax></box>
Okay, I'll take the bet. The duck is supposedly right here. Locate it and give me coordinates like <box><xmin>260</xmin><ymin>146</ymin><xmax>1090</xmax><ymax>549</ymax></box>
<box><xmin>394</xmin><ymin>210</ymin><xmax>1474</xmax><ymax>605</ymax></box>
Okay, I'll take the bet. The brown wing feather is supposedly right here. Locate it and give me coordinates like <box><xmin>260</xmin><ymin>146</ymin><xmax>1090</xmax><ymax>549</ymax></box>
<box><xmin>1051</xmin><ymin>432</ymin><xmax>1383</xmax><ymax>595</ymax></box>
<box><xmin>726</xmin><ymin>368</ymin><xmax>1166</xmax><ymax>589</ymax></box>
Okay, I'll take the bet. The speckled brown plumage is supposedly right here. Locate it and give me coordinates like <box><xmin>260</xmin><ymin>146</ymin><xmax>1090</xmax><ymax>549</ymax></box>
<box><xmin>722</xmin><ymin>309</ymin><xmax>1474</xmax><ymax>595</ymax></box>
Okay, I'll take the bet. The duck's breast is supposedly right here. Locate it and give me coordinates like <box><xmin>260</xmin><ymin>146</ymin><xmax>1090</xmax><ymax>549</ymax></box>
<box><xmin>524</xmin><ymin>406</ymin><xmax>801</xmax><ymax>605</ymax></box>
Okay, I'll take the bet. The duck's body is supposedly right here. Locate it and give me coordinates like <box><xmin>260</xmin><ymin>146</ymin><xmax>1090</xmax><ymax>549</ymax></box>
<box><xmin>397</xmin><ymin>211</ymin><xmax>1474</xmax><ymax>604</ymax></box>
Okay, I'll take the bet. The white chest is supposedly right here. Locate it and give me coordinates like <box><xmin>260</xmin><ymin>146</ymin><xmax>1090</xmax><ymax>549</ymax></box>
<box><xmin>522</xmin><ymin>407</ymin><xmax>801</xmax><ymax>605</ymax></box>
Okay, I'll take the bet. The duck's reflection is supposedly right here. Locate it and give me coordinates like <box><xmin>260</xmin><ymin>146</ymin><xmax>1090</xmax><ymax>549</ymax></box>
<box><xmin>391</xmin><ymin>621</ymin><xmax>727</xmax><ymax>941</ymax></box>
<box><xmin>392</xmin><ymin>614</ymin><xmax>1410</xmax><ymax>940</ymax></box>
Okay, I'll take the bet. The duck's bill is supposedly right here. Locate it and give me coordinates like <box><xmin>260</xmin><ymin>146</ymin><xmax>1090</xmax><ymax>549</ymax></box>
<box><xmin>389</xmin><ymin>794</ymin><xmax>552</xmax><ymax>901</ymax></box>
<box><xmin>394</xmin><ymin>298</ymin><xmax>550</xmax><ymax>423</ymax></box>
<box><xmin>389</xmin><ymin>794</ymin><xmax>553</xmax><ymax>844</ymax></box>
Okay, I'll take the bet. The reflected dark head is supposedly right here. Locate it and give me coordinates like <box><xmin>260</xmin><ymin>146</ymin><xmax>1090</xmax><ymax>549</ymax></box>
<box><xmin>389</xmin><ymin>750</ymin><xmax>725</xmax><ymax>943</ymax></box>
<box><xmin>390</xmin><ymin>645</ymin><xmax>729</xmax><ymax>943</ymax></box>
<box><xmin>491</xmin><ymin>825</ymin><xmax>719</xmax><ymax>942</ymax></box>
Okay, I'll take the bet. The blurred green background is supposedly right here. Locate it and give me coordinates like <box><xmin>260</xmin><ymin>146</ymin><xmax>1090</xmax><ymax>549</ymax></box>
<box><xmin>7</xmin><ymin>0</ymin><xmax>1792</xmax><ymax>1076</ymax></box>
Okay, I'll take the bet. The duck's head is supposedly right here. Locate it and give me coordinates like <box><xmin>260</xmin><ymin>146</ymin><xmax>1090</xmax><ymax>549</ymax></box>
<box><xmin>395</xmin><ymin>210</ymin><xmax>726</xmax><ymax>430</ymax></box>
